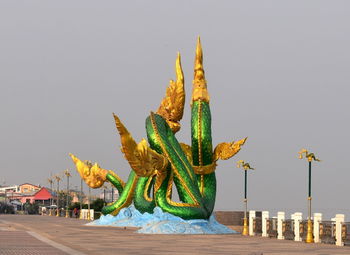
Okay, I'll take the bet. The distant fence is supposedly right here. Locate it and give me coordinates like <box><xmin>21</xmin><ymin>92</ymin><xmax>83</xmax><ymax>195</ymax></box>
<box><xmin>243</xmin><ymin>210</ymin><xmax>347</xmax><ymax>246</ymax></box>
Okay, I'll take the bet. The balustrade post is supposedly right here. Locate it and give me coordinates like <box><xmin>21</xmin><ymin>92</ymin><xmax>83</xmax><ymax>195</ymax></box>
<box><xmin>313</xmin><ymin>213</ymin><xmax>322</xmax><ymax>243</ymax></box>
<box><xmin>249</xmin><ymin>210</ymin><xmax>256</xmax><ymax>236</ymax></box>
<box><xmin>90</xmin><ymin>209</ymin><xmax>94</xmax><ymax>220</ymax></box>
<box><xmin>262</xmin><ymin>211</ymin><xmax>269</xmax><ymax>237</ymax></box>
<box><xmin>335</xmin><ymin>214</ymin><xmax>345</xmax><ymax>246</ymax></box>
<box><xmin>277</xmin><ymin>211</ymin><xmax>285</xmax><ymax>240</ymax></box>
<box><xmin>291</xmin><ymin>212</ymin><xmax>303</xmax><ymax>241</ymax></box>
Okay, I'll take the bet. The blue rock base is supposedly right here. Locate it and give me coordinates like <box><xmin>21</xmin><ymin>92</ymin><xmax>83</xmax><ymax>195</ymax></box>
<box><xmin>87</xmin><ymin>205</ymin><xmax>237</xmax><ymax>234</ymax></box>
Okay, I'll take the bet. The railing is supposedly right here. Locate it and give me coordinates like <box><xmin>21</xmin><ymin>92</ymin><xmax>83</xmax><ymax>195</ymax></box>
<box><xmin>299</xmin><ymin>220</ymin><xmax>308</xmax><ymax>242</ymax></box>
<box><xmin>253</xmin><ymin>217</ymin><xmax>262</xmax><ymax>235</ymax></box>
<box><xmin>320</xmin><ymin>221</ymin><xmax>336</xmax><ymax>244</ymax></box>
<box><xmin>267</xmin><ymin>218</ymin><xmax>277</xmax><ymax>238</ymax></box>
<box><xmin>282</xmin><ymin>219</ymin><xmax>295</xmax><ymax>240</ymax></box>
<box><xmin>41</xmin><ymin>208</ymin><xmax>101</xmax><ymax>221</ymax></box>
<box><xmin>342</xmin><ymin>222</ymin><xmax>350</xmax><ymax>246</ymax></box>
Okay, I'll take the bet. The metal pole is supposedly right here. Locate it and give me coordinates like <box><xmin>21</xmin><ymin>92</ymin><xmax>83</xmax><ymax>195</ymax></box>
<box><xmin>242</xmin><ymin>170</ymin><xmax>248</xmax><ymax>236</ymax></box>
<box><xmin>65</xmin><ymin>174</ymin><xmax>69</xmax><ymax>218</ymax></box>
<box><xmin>244</xmin><ymin>170</ymin><xmax>247</xmax><ymax>200</ymax></box>
<box><xmin>306</xmin><ymin>160</ymin><xmax>314</xmax><ymax>243</ymax></box>
<box><xmin>103</xmin><ymin>188</ymin><xmax>106</xmax><ymax>205</ymax></box>
<box><xmin>80</xmin><ymin>178</ymin><xmax>83</xmax><ymax>219</ymax></box>
<box><xmin>87</xmin><ymin>187</ymin><xmax>91</xmax><ymax>220</ymax></box>
<box><xmin>49</xmin><ymin>180</ymin><xmax>52</xmax><ymax>216</ymax></box>
<box><xmin>56</xmin><ymin>179</ymin><xmax>60</xmax><ymax>217</ymax></box>
<box><xmin>308</xmin><ymin>161</ymin><xmax>312</xmax><ymax>198</ymax></box>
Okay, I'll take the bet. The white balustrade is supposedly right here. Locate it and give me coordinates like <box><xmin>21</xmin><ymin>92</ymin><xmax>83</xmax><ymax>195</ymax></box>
<box><xmin>291</xmin><ymin>212</ymin><xmax>303</xmax><ymax>241</ymax></box>
<box><xmin>334</xmin><ymin>214</ymin><xmax>345</xmax><ymax>246</ymax></box>
<box><xmin>81</xmin><ymin>209</ymin><xmax>94</xmax><ymax>220</ymax></box>
<box><xmin>249</xmin><ymin>210</ymin><xmax>256</xmax><ymax>236</ymax></box>
<box><xmin>277</xmin><ymin>211</ymin><xmax>285</xmax><ymax>240</ymax></box>
<box><xmin>313</xmin><ymin>213</ymin><xmax>322</xmax><ymax>243</ymax></box>
<box><xmin>262</xmin><ymin>211</ymin><xmax>269</xmax><ymax>237</ymax></box>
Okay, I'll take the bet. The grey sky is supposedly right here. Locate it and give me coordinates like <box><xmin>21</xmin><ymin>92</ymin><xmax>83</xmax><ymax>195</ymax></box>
<box><xmin>1</xmin><ymin>1</ymin><xmax>349</xmax><ymax>219</ymax></box>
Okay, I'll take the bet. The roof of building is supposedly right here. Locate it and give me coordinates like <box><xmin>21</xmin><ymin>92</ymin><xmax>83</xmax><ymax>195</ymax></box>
<box><xmin>19</xmin><ymin>183</ymin><xmax>41</xmax><ymax>188</ymax></box>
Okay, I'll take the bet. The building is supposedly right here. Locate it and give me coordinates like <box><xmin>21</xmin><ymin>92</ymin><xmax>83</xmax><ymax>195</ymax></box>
<box><xmin>99</xmin><ymin>189</ymin><xmax>119</xmax><ymax>203</ymax></box>
<box><xmin>0</xmin><ymin>185</ymin><xmax>20</xmax><ymax>193</ymax></box>
<box><xmin>18</xmin><ymin>183</ymin><xmax>41</xmax><ymax>193</ymax></box>
<box><xmin>9</xmin><ymin>187</ymin><xmax>56</xmax><ymax>205</ymax></box>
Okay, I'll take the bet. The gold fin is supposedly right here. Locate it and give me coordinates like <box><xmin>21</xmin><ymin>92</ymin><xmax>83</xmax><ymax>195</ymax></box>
<box><xmin>192</xmin><ymin>36</ymin><xmax>210</xmax><ymax>105</ymax></box>
<box><xmin>113</xmin><ymin>113</ymin><xmax>168</xmax><ymax>177</ymax></box>
<box><xmin>69</xmin><ymin>153</ymin><xmax>108</xmax><ymax>188</ymax></box>
<box><xmin>156</xmin><ymin>52</ymin><xmax>185</xmax><ymax>133</ymax></box>
<box><xmin>180</xmin><ymin>143</ymin><xmax>192</xmax><ymax>163</ymax></box>
<box><xmin>213</xmin><ymin>137</ymin><xmax>247</xmax><ymax>161</ymax></box>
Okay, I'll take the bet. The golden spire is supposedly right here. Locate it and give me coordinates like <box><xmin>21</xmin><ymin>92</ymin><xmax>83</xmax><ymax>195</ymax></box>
<box><xmin>192</xmin><ymin>36</ymin><xmax>210</xmax><ymax>105</ymax></box>
<box><xmin>194</xmin><ymin>37</ymin><xmax>205</xmax><ymax>83</ymax></box>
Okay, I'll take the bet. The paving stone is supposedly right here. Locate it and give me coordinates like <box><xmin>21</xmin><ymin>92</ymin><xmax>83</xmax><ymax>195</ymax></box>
<box><xmin>1</xmin><ymin>214</ymin><xmax>350</xmax><ymax>255</ymax></box>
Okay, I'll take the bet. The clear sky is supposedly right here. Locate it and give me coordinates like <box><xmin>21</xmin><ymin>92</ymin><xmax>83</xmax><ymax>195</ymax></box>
<box><xmin>1</xmin><ymin>1</ymin><xmax>349</xmax><ymax>220</ymax></box>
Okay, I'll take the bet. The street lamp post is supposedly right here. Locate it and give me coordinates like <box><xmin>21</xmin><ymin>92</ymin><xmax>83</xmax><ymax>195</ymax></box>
<box><xmin>47</xmin><ymin>178</ymin><xmax>53</xmax><ymax>216</ymax></box>
<box><xmin>64</xmin><ymin>169</ymin><xmax>71</xmax><ymax>218</ymax></box>
<box><xmin>236</xmin><ymin>160</ymin><xmax>255</xmax><ymax>236</ymax></box>
<box><xmin>79</xmin><ymin>178</ymin><xmax>84</xmax><ymax>219</ymax></box>
<box><xmin>55</xmin><ymin>175</ymin><xmax>61</xmax><ymax>217</ymax></box>
<box><xmin>102</xmin><ymin>185</ymin><xmax>107</xmax><ymax>206</ymax></box>
<box><xmin>87</xmin><ymin>187</ymin><xmax>91</xmax><ymax>220</ymax></box>
<box><xmin>298</xmin><ymin>149</ymin><xmax>321</xmax><ymax>243</ymax></box>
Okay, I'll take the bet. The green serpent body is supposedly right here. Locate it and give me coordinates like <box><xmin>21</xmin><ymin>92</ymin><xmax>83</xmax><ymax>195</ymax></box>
<box><xmin>100</xmin><ymin>99</ymin><xmax>215</xmax><ymax>219</ymax></box>
<box><xmin>191</xmin><ymin>100</ymin><xmax>216</xmax><ymax>215</ymax></box>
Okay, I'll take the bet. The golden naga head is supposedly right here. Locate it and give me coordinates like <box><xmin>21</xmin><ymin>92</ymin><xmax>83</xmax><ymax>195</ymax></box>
<box><xmin>113</xmin><ymin>113</ymin><xmax>169</xmax><ymax>177</ymax></box>
<box><xmin>156</xmin><ymin>52</ymin><xmax>185</xmax><ymax>133</ymax></box>
<box><xmin>69</xmin><ymin>153</ymin><xmax>108</xmax><ymax>188</ymax></box>
<box><xmin>191</xmin><ymin>36</ymin><xmax>210</xmax><ymax>105</ymax></box>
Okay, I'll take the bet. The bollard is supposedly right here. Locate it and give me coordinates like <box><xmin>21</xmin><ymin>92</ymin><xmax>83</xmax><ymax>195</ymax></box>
<box><xmin>334</xmin><ymin>214</ymin><xmax>345</xmax><ymax>246</ymax></box>
<box><xmin>277</xmin><ymin>212</ymin><xmax>285</xmax><ymax>240</ymax></box>
<box><xmin>313</xmin><ymin>213</ymin><xmax>322</xmax><ymax>243</ymax></box>
<box><xmin>90</xmin><ymin>209</ymin><xmax>94</xmax><ymax>220</ymax></box>
<box><xmin>249</xmin><ymin>210</ymin><xmax>256</xmax><ymax>236</ymax></box>
<box><xmin>262</xmin><ymin>211</ymin><xmax>269</xmax><ymax>237</ymax></box>
<box><xmin>291</xmin><ymin>212</ymin><xmax>303</xmax><ymax>241</ymax></box>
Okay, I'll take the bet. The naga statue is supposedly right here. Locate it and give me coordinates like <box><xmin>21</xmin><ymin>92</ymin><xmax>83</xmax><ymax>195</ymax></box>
<box><xmin>70</xmin><ymin>38</ymin><xmax>247</xmax><ymax>220</ymax></box>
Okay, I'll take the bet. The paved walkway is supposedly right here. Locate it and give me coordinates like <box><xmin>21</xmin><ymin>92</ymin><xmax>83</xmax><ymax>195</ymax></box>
<box><xmin>1</xmin><ymin>215</ymin><xmax>350</xmax><ymax>255</ymax></box>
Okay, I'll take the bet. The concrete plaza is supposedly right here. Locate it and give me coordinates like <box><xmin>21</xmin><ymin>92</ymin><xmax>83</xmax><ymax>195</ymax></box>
<box><xmin>1</xmin><ymin>215</ymin><xmax>350</xmax><ymax>255</ymax></box>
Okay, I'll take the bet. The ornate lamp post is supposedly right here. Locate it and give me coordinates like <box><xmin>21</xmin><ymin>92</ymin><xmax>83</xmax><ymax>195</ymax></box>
<box><xmin>54</xmin><ymin>175</ymin><xmax>61</xmax><ymax>217</ymax></box>
<box><xmin>298</xmin><ymin>148</ymin><xmax>321</xmax><ymax>243</ymax></box>
<box><xmin>87</xmin><ymin>187</ymin><xmax>91</xmax><ymax>220</ymax></box>
<box><xmin>47</xmin><ymin>178</ymin><xmax>53</xmax><ymax>216</ymax></box>
<box><xmin>102</xmin><ymin>185</ymin><xmax>107</xmax><ymax>206</ymax></box>
<box><xmin>80</xmin><ymin>178</ymin><xmax>83</xmax><ymax>219</ymax></box>
<box><xmin>236</xmin><ymin>160</ymin><xmax>255</xmax><ymax>236</ymax></box>
<box><xmin>64</xmin><ymin>169</ymin><xmax>71</xmax><ymax>218</ymax></box>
